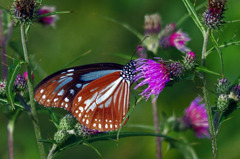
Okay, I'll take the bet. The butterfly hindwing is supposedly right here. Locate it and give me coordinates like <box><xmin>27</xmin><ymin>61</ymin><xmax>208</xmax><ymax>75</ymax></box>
<box><xmin>71</xmin><ymin>71</ymin><xmax>131</xmax><ymax>131</ymax></box>
<box><xmin>34</xmin><ymin>63</ymin><xmax>123</xmax><ymax>111</ymax></box>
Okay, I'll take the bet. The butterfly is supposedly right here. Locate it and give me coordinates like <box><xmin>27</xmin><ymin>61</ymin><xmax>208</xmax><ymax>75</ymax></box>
<box><xmin>34</xmin><ymin>61</ymin><xmax>136</xmax><ymax>131</ymax></box>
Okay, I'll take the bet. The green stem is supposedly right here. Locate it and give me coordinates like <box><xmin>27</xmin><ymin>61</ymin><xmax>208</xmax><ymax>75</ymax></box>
<box><xmin>151</xmin><ymin>95</ymin><xmax>162</xmax><ymax>159</ymax></box>
<box><xmin>210</xmin><ymin>31</ymin><xmax>224</xmax><ymax>77</ymax></box>
<box><xmin>201</xmin><ymin>28</ymin><xmax>218</xmax><ymax>159</ymax></box>
<box><xmin>47</xmin><ymin>144</ymin><xmax>57</xmax><ymax>159</ymax></box>
<box><xmin>20</xmin><ymin>24</ymin><xmax>46</xmax><ymax>159</ymax></box>
<box><xmin>7</xmin><ymin>119</ymin><xmax>14</xmax><ymax>159</ymax></box>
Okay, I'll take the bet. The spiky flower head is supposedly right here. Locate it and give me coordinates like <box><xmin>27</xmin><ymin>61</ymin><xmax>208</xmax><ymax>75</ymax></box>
<box><xmin>167</xmin><ymin>61</ymin><xmax>184</xmax><ymax>78</ymax></box>
<box><xmin>14</xmin><ymin>74</ymin><xmax>27</xmax><ymax>91</ymax></box>
<box><xmin>169</xmin><ymin>30</ymin><xmax>191</xmax><ymax>53</ymax></box>
<box><xmin>59</xmin><ymin>114</ymin><xmax>76</xmax><ymax>131</ymax></box>
<box><xmin>216</xmin><ymin>78</ymin><xmax>230</xmax><ymax>94</ymax></box>
<box><xmin>183</xmin><ymin>51</ymin><xmax>196</xmax><ymax>70</ymax></box>
<box><xmin>217</xmin><ymin>94</ymin><xmax>229</xmax><ymax>111</ymax></box>
<box><xmin>134</xmin><ymin>58</ymin><xmax>170</xmax><ymax>102</ymax></box>
<box><xmin>204</xmin><ymin>0</ymin><xmax>226</xmax><ymax>29</ymax></box>
<box><xmin>144</xmin><ymin>13</ymin><xmax>161</xmax><ymax>35</ymax></box>
<box><xmin>54</xmin><ymin>129</ymin><xmax>69</xmax><ymax>144</ymax></box>
<box><xmin>183</xmin><ymin>97</ymin><xmax>209</xmax><ymax>138</ymax></box>
<box><xmin>0</xmin><ymin>80</ymin><xmax>7</xmax><ymax>96</ymax></box>
<box><xmin>74</xmin><ymin>123</ymin><xmax>101</xmax><ymax>137</ymax></box>
<box><xmin>37</xmin><ymin>6</ymin><xmax>58</xmax><ymax>27</ymax></box>
<box><xmin>136</xmin><ymin>45</ymin><xmax>147</xmax><ymax>58</ymax></box>
<box><xmin>229</xmin><ymin>84</ymin><xmax>240</xmax><ymax>102</ymax></box>
<box><xmin>159</xmin><ymin>23</ymin><xmax>176</xmax><ymax>48</ymax></box>
<box><xmin>12</xmin><ymin>0</ymin><xmax>39</xmax><ymax>24</ymax></box>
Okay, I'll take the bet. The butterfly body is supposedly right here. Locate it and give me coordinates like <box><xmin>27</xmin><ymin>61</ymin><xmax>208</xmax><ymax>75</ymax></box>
<box><xmin>34</xmin><ymin>61</ymin><xmax>136</xmax><ymax>131</ymax></box>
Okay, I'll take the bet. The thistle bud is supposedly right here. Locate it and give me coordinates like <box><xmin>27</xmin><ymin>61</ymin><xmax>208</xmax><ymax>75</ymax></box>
<box><xmin>37</xmin><ymin>6</ymin><xmax>58</xmax><ymax>27</ymax></box>
<box><xmin>204</xmin><ymin>0</ymin><xmax>226</xmax><ymax>29</ymax></box>
<box><xmin>54</xmin><ymin>130</ymin><xmax>69</xmax><ymax>144</ymax></box>
<box><xmin>216</xmin><ymin>78</ymin><xmax>230</xmax><ymax>94</ymax></box>
<box><xmin>14</xmin><ymin>74</ymin><xmax>27</xmax><ymax>91</ymax></box>
<box><xmin>144</xmin><ymin>13</ymin><xmax>161</xmax><ymax>35</ymax></box>
<box><xmin>74</xmin><ymin>123</ymin><xmax>100</xmax><ymax>137</ymax></box>
<box><xmin>136</xmin><ymin>45</ymin><xmax>147</xmax><ymax>58</ymax></box>
<box><xmin>0</xmin><ymin>80</ymin><xmax>7</xmax><ymax>96</ymax></box>
<box><xmin>229</xmin><ymin>84</ymin><xmax>240</xmax><ymax>102</ymax></box>
<box><xmin>183</xmin><ymin>51</ymin><xmax>196</xmax><ymax>70</ymax></box>
<box><xmin>12</xmin><ymin>0</ymin><xmax>39</xmax><ymax>24</ymax></box>
<box><xmin>217</xmin><ymin>94</ymin><xmax>229</xmax><ymax>111</ymax></box>
<box><xmin>59</xmin><ymin>114</ymin><xmax>76</xmax><ymax>131</ymax></box>
<box><xmin>167</xmin><ymin>62</ymin><xmax>183</xmax><ymax>78</ymax></box>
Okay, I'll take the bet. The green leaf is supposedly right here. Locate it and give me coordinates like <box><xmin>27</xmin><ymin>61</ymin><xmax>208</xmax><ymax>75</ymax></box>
<box><xmin>100</xmin><ymin>15</ymin><xmax>143</xmax><ymax>40</ymax></box>
<box><xmin>48</xmin><ymin>108</ymin><xmax>60</xmax><ymax>127</ymax></box>
<box><xmin>176</xmin><ymin>1</ymin><xmax>207</xmax><ymax>27</ymax></box>
<box><xmin>182</xmin><ymin>0</ymin><xmax>206</xmax><ymax>36</ymax></box>
<box><xmin>83</xmin><ymin>143</ymin><xmax>103</xmax><ymax>159</ymax></box>
<box><xmin>0</xmin><ymin>97</ymin><xmax>25</xmax><ymax>109</ymax></box>
<box><xmin>205</xmin><ymin>40</ymin><xmax>240</xmax><ymax>57</ymax></box>
<box><xmin>196</xmin><ymin>66</ymin><xmax>220</xmax><ymax>76</ymax></box>
<box><xmin>36</xmin><ymin>11</ymin><xmax>72</xmax><ymax>18</ymax></box>
<box><xmin>6</xmin><ymin>60</ymin><xmax>24</xmax><ymax>109</ymax></box>
<box><xmin>52</xmin><ymin>131</ymin><xmax>175</xmax><ymax>158</ymax></box>
<box><xmin>168</xmin><ymin>137</ymin><xmax>198</xmax><ymax>159</ymax></box>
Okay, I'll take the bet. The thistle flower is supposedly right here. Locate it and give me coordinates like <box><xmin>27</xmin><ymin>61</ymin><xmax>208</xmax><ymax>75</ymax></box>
<box><xmin>229</xmin><ymin>84</ymin><xmax>240</xmax><ymax>102</ymax></box>
<box><xmin>159</xmin><ymin>23</ymin><xmax>176</xmax><ymax>48</ymax></box>
<box><xmin>59</xmin><ymin>114</ymin><xmax>76</xmax><ymax>131</ymax></box>
<box><xmin>183</xmin><ymin>51</ymin><xmax>196</xmax><ymax>70</ymax></box>
<box><xmin>37</xmin><ymin>6</ymin><xmax>58</xmax><ymax>27</ymax></box>
<box><xmin>169</xmin><ymin>30</ymin><xmax>191</xmax><ymax>53</ymax></box>
<box><xmin>23</xmin><ymin>71</ymin><xmax>34</xmax><ymax>81</ymax></box>
<box><xmin>12</xmin><ymin>0</ymin><xmax>39</xmax><ymax>23</ymax></box>
<box><xmin>144</xmin><ymin>13</ymin><xmax>161</xmax><ymax>35</ymax></box>
<box><xmin>54</xmin><ymin>129</ymin><xmax>69</xmax><ymax>144</ymax></box>
<box><xmin>167</xmin><ymin>61</ymin><xmax>183</xmax><ymax>78</ymax></box>
<box><xmin>0</xmin><ymin>80</ymin><xmax>7</xmax><ymax>95</ymax></box>
<box><xmin>217</xmin><ymin>94</ymin><xmax>229</xmax><ymax>111</ymax></box>
<box><xmin>183</xmin><ymin>97</ymin><xmax>209</xmax><ymax>138</ymax></box>
<box><xmin>204</xmin><ymin>0</ymin><xmax>226</xmax><ymax>29</ymax></box>
<box><xmin>14</xmin><ymin>74</ymin><xmax>27</xmax><ymax>91</ymax></box>
<box><xmin>74</xmin><ymin>123</ymin><xmax>101</xmax><ymax>137</ymax></box>
<box><xmin>136</xmin><ymin>45</ymin><xmax>147</xmax><ymax>58</ymax></box>
<box><xmin>216</xmin><ymin>78</ymin><xmax>230</xmax><ymax>94</ymax></box>
<box><xmin>134</xmin><ymin>58</ymin><xmax>170</xmax><ymax>101</ymax></box>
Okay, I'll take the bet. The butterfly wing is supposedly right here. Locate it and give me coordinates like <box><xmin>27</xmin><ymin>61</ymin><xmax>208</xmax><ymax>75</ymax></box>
<box><xmin>71</xmin><ymin>71</ymin><xmax>131</xmax><ymax>131</ymax></box>
<box><xmin>34</xmin><ymin>63</ymin><xmax>123</xmax><ymax>111</ymax></box>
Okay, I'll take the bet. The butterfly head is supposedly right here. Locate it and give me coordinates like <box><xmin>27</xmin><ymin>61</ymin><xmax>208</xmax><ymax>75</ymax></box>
<box><xmin>120</xmin><ymin>60</ymin><xmax>136</xmax><ymax>83</ymax></box>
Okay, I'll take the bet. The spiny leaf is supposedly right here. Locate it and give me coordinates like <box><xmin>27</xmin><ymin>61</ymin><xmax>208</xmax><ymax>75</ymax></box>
<box><xmin>83</xmin><ymin>143</ymin><xmax>103</xmax><ymax>159</ymax></box>
<box><xmin>182</xmin><ymin>0</ymin><xmax>206</xmax><ymax>36</ymax></box>
<box><xmin>6</xmin><ymin>60</ymin><xmax>25</xmax><ymax>109</ymax></box>
<box><xmin>196</xmin><ymin>66</ymin><xmax>220</xmax><ymax>76</ymax></box>
<box><xmin>168</xmin><ymin>137</ymin><xmax>198</xmax><ymax>159</ymax></box>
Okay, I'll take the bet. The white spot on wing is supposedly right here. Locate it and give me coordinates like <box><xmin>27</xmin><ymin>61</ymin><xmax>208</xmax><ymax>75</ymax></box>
<box><xmin>54</xmin><ymin>98</ymin><xmax>58</xmax><ymax>102</ymax></box>
<box><xmin>42</xmin><ymin>95</ymin><xmax>46</xmax><ymax>99</ymax></box>
<box><xmin>66</xmin><ymin>73</ymin><xmax>73</xmax><ymax>76</ymax></box>
<box><xmin>105</xmin><ymin>124</ymin><xmax>108</xmax><ymax>129</ymax></box>
<box><xmin>76</xmin><ymin>84</ymin><xmax>82</xmax><ymax>88</ymax></box>
<box><xmin>79</xmin><ymin>106</ymin><xmax>84</xmax><ymax>112</ymax></box>
<box><xmin>78</xmin><ymin>96</ymin><xmax>82</xmax><ymax>102</ymax></box>
<box><xmin>65</xmin><ymin>104</ymin><xmax>68</xmax><ymax>108</ymax></box>
<box><xmin>57</xmin><ymin>89</ymin><xmax>64</xmax><ymax>96</ymax></box>
<box><xmin>93</xmin><ymin>123</ymin><xmax>96</xmax><ymax>127</ymax></box>
<box><xmin>67</xmin><ymin>69</ymin><xmax>74</xmax><ymax>72</ymax></box>
<box><xmin>70</xmin><ymin>89</ymin><xmax>75</xmax><ymax>95</ymax></box>
<box><xmin>64</xmin><ymin>97</ymin><xmax>69</xmax><ymax>102</ymax></box>
<box><xmin>98</xmin><ymin>124</ymin><xmax>102</xmax><ymax>129</ymax></box>
<box><xmin>86</xmin><ymin>119</ymin><xmax>89</xmax><ymax>124</ymax></box>
<box><xmin>40</xmin><ymin>89</ymin><xmax>44</xmax><ymax>93</ymax></box>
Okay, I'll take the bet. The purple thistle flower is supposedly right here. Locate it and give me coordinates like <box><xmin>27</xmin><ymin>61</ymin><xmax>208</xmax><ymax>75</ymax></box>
<box><xmin>144</xmin><ymin>13</ymin><xmax>161</xmax><ymax>35</ymax></box>
<box><xmin>75</xmin><ymin>123</ymin><xmax>102</xmax><ymax>137</ymax></box>
<box><xmin>170</xmin><ymin>30</ymin><xmax>191</xmax><ymax>53</ymax></box>
<box><xmin>14</xmin><ymin>74</ymin><xmax>27</xmax><ymax>90</ymax></box>
<box><xmin>183</xmin><ymin>51</ymin><xmax>196</xmax><ymax>70</ymax></box>
<box><xmin>0</xmin><ymin>80</ymin><xmax>7</xmax><ymax>95</ymax></box>
<box><xmin>134</xmin><ymin>58</ymin><xmax>170</xmax><ymax>101</ymax></box>
<box><xmin>204</xmin><ymin>0</ymin><xmax>226</xmax><ymax>29</ymax></box>
<box><xmin>184</xmin><ymin>97</ymin><xmax>209</xmax><ymax>138</ymax></box>
<box><xmin>167</xmin><ymin>61</ymin><xmax>183</xmax><ymax>78</ymax></box>
<box><xmin>37</xmin><ymin>6</ymin><xmax>58</xmax><ymax>27</ymax></box>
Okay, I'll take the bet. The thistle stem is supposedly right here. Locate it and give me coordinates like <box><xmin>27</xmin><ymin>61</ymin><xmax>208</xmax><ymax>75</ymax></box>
<box><xmin>20</xmin><ymin>24</ymin><xmax>46</xmax><ymax>159</ymax></box>
<box><xmin>7</xmin><ymin>119</ymin><xmax>14</xmax><ymax>159</ymax></box>
<box><xmin>47</xmin><ymin>144</ymin><xmax>57</xmax><ymax>159</ymax></box>
<box><xmin>0</xmin><ymin>10</ymin><xmax>7</xmax><ymax>79</ymax></box>
<box><xmin>151</xmin><ymin>95</ymin><xmax>162</xmax><ymax>159</ymax></box>
<box><xmin>201</xmin><ymin>28</ymin><xmax>218</xmax><ymax>159</ymax></box>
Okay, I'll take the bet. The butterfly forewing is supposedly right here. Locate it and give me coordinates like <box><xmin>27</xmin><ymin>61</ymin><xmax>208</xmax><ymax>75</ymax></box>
<box><xmin>34</xmin><ymin>63</ymin><xmax>123</xmax><ymax>111</ymax></box>
<box><xmin>71</xmin><ymin>71</ymin><xmax>131</xmax><ymax>131</ymax></box>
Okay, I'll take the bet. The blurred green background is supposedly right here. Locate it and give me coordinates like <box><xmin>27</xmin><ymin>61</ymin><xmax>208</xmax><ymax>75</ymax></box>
<box><xmin>0</xmin><ymin>0</ymin><xmax>240</xmax><ymax>158</ymax></box>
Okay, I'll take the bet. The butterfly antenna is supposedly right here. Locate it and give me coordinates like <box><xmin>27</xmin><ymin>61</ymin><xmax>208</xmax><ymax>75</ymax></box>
<box><xmin>130</xmin><ymin>35</ymin><xmax>149</xmax><ymax>60</ymax></box>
